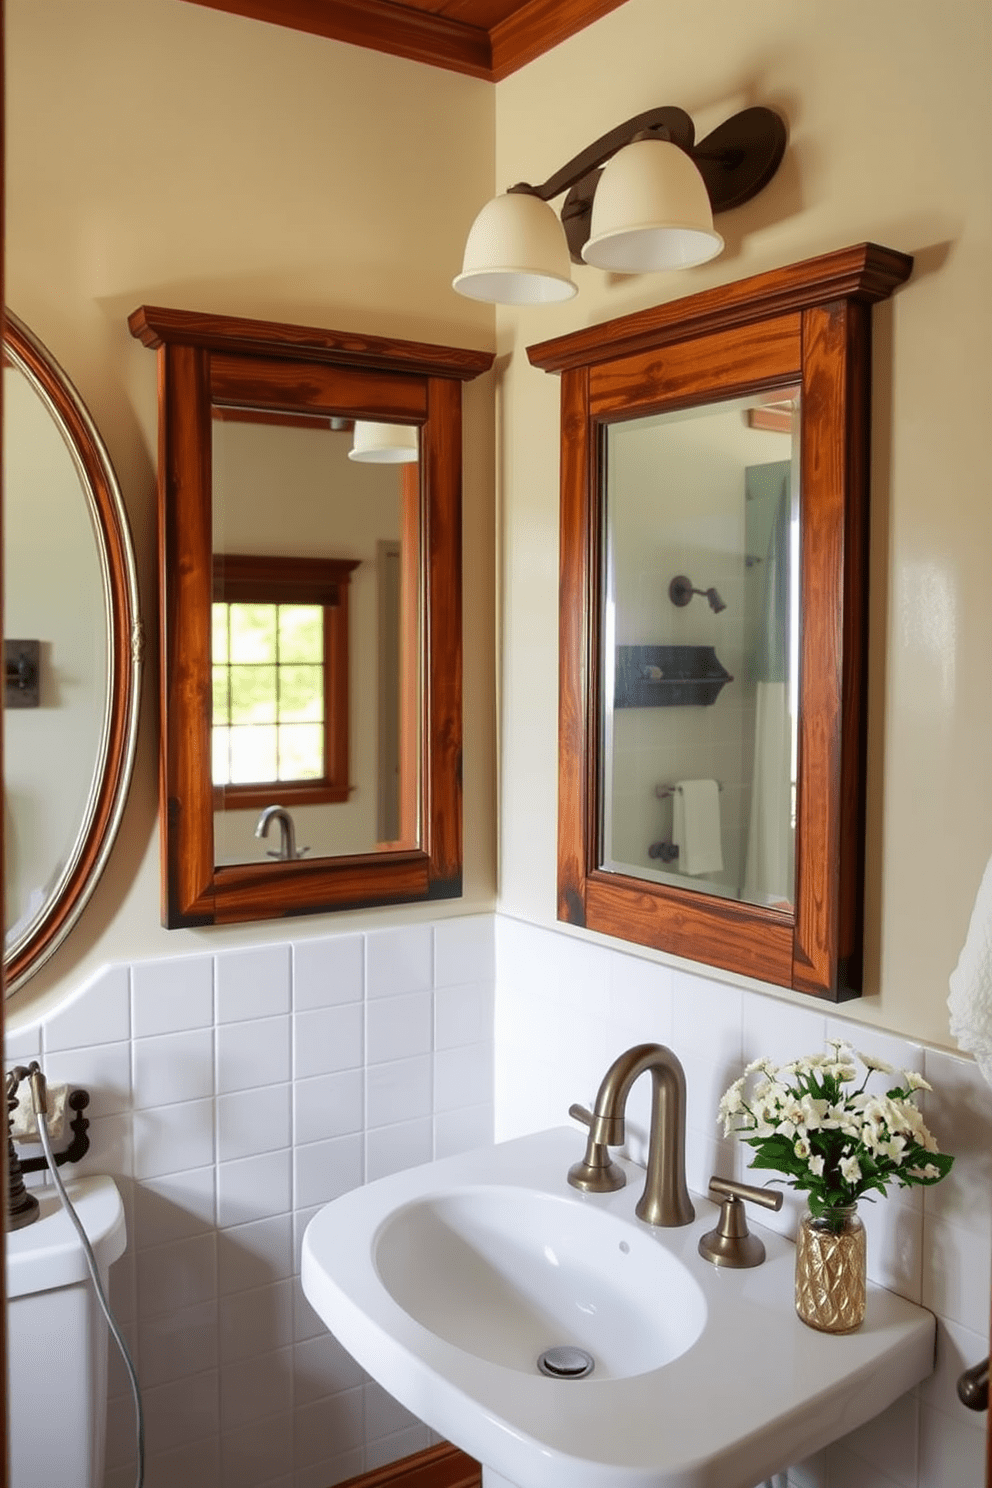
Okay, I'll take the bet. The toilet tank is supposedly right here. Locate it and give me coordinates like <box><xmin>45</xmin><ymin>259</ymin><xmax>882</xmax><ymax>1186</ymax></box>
<box><xmin>5</xmin><ymin>1174</ymin><xmax>127</xmax><ymax>1488</ymax></box>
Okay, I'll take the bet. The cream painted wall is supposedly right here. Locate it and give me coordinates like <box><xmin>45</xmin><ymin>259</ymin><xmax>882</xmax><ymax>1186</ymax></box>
<box><xmin>4</xmin><ymin>0</ymin><xmax>497</xmax><ymax>1024</ymax></box>
<box><xmin>494</xmin><ymin>0</ymin><xmax>992</xmax><ymax>1048</ymax></box>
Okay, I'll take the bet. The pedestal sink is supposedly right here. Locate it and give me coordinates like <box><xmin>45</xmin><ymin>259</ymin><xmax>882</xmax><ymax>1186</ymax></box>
<box><xmin>301</xmin><ymin>1128</ymin><xmax>936</xmax><ymax>1488</ymax></box>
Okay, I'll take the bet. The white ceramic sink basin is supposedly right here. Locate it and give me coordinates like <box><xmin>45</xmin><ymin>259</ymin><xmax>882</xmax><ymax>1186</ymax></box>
<box><xmin>301</xmin><ymin>1128</ymin><xmax>936</xmax><ymax>1488</ymax></box>
<box><xmin>374</xmin><ymin>1186</ymin><xmax>706</xmax><ymax>1378</ymax></box>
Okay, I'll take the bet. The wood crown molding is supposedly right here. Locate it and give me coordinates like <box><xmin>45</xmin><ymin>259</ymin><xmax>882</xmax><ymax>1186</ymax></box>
<box><xmin>527</xmin><ymin>242</ymin><xmax>914</xmax><ymax>375</ymax></box>
<box><xmin>128</xmin><ymin>306</ymin><xmax>493</xmax><ymax>383</ymax></box>
<box><xmin>182</xmin><ymin>0</ymin><xmax>630</xmax><ymax>81</ymax></box>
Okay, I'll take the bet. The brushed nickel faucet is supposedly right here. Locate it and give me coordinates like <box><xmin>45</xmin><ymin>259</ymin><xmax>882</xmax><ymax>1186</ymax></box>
<box><xmin>255</xmin><ymin>804</ymin><xmax>308</xmax><ymax>862</ymax></box>
<box><xmin>568</xmin><ymin>1042</ymin><xmax>695</xmax><ymax>1227</ymax></box>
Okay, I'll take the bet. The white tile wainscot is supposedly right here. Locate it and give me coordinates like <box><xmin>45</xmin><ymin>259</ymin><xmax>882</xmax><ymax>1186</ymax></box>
<box><xmin>5</xmin><ymin>911</ymin><xmax>988</xmax><ymax>1488</ymax></box>
<box><xmin>4</xmin><ymin>916</ymin><xmax>495</xmax><ymax>1488</ymax></box>
<box><xmin>494</xmin><ymin>915</ymin><xmax>992</xmax><ymax>1488</ymax></box>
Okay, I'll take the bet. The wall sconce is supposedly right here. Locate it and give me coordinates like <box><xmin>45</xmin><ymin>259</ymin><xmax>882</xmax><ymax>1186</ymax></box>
<box><xmin>348</xmin><ymin>421</ymin><xmax>419</xmax><ymax>464</ymax></box>
<box><xmin>669</xmin><ymin>575</ymin><xmax>727</xmax><ymax>614</ymax></box>
<box><xmin>453</xmin><ymin>105</ymin><xmax>786</xmax><ymax>305</ymax></box>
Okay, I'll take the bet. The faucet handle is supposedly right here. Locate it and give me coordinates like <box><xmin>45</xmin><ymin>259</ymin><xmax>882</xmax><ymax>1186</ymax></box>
<box><xmin>697</xmin><ymin>1176</ymin><xmax>784</xmax><ymax>1268</ymax></box>
<box><xmin>567</xmin><ymin>1103</ymin><xmax>627</xmax><ymax>1194</ymax></box>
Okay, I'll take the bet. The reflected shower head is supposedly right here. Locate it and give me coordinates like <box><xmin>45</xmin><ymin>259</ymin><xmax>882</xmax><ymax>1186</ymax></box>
<box><xmin>668</xmin><ymin>575</ymin><xmax>727</xmax><ymax>614</ymax></box>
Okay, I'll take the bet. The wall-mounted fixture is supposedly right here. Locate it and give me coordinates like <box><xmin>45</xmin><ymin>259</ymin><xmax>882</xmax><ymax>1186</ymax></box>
<box><xmin>348</xmin><ymin>421</ymin><xmax>419</xmax><ymax>463</ymax></box>
<box><xmin>453</xmin><ymin>105</ymin><xmax>786</xmax><ymax>305</ymax></box>
<box><xmin>4</xmin><ymin>639</ymin><xmax>40</xmax><ymax>708</ymax></box>
<box><xmin>668</xmin><ymin>574</ymin><xmax>727</xmax><ymax>613</ymax></box>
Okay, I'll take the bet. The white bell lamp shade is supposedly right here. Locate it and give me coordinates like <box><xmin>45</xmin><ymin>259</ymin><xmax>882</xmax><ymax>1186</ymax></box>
<box><xmin>453</xmin><ymin>191</ymin><xmax>577</xmax><ymax>305</ymax></box>
<box><xmin>348</xmin><ymin>421</ymin><xmax>419</xmax><ymax>464</ymax></box>
<box><xmin>582</xmin><ymin>139</ymin><xmax>724</xmax><ymax>272</ymax></box>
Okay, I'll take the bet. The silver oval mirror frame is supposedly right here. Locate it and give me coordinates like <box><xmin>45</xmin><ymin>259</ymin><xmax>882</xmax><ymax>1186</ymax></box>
<box><xmin>3</xmin><ymin>309</ymin><xmax>142</xmax><ymax>995</ymax></box>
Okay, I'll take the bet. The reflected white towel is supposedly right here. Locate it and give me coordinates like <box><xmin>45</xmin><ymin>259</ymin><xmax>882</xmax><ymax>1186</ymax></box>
<box><xmin>673</xmin><ymin>779</ymin><xmax>723</xmax><ymax>876</ymax></box>
<box><xmin>948</xmin><ymin>852</ymin><xmax>992</xmax><ymax>1089</ymax></box>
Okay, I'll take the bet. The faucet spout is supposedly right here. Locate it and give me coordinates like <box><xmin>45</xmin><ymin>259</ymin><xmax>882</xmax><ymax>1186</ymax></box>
<box><xmin>255</xmin><ymin>804</ymin><xmax>307</xmax><ymax>862</ymax></box>
<box><xmin>568</xmin><ymin>1042</ymin><xmax>695</xmax><ymax>1228</ymax></box>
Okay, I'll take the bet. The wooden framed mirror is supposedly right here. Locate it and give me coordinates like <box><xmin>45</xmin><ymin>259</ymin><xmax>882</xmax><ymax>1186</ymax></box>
<box><xmin>4</xmin><ymin>310</ymin><xmax>142</xmax><ymax>993</ymax></box>
<box><xmin>129</xmin><ymin>305</ymin><xmax>492</xmax><ymax>928</ymax></box>
<box><xmin>529</xmin><ymin>243</ymin><xmax>913</xmax><ymax>1001</ymax></box>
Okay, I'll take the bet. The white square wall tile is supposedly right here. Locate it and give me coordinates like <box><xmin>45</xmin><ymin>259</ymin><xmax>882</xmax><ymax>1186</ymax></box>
<box><xmin>434</xmin><ymin>914</ymin><xmax>495</xmax><ymax>987</ymax></box>
<box><xmin>4</xmin><ymin>1023</ymin><xmax>41</xmax><ymax>1061</ymax></box>
<box><xmin>43</xmin><ymin>965</ymin><xmax>131</xmax><ymax>1051</ymax></box>
<box><xmin>607</xmin><ymin>950</ymin><xmax>674</xmax><ymax>1044</ymax></box>
<box><xmin>42</xmin><ymin>1039</ymin><xmax>132</xmax><ymax>1118</ymax></box>
<box><xmin>134</xmin><ymin>1167</ymin><xmax>217</xmax><ymax>1249</ymax></box>
<box><xmin>293</xmin><ymin>1332</ymin><xmax>365</xmax><ymax>1406</ymax></box>
<box><xmin>922</xmin><ymin>1212</ymin><xmax>992</xmax><ymax>1331</ymax></box>
<box><xmin>294</xmin><ymin>1132</ymin><xmax>363</xmax><ymax>1209</ymax></box>
<box><xmin>217</xmin><ymin>1214</ymin><xmax>295</xmax><ymax>1295</ymax></box>
<box><xmin>138</xmin><ymin>1299</ymin><xmax>219</xmax><ymax>1389</ymax></box>
<box><xmin>366</xmin><ymin>924</ymin><xmax>433</xmax><ymax>998</ymax></box>
<box><xmin>133</xmin><ymin>1029</ymin><xmax>214</xmax><ymax>1110</ymax></box>
<box><xmin>367</xmin><ymin>1055</ymin><xmax>432</xmax><ymax>1128</ymax></box>
<box><xmin>217</xmin><ymin>1148</ymin><xmax>293</xmax><ymax>1227</ymax></box>
<box><xmin>366</xmin><ymin>1117</ymin><xmax>433</xmax><ymax>1181</ymax></box>
<box><xmin>435</xmin><ymin>981</ymin><xmax>494</xmax><ymax>1050</ymax></box>
<box><xmin>219</xmin><ymin>1345</ymin><xmax>293</xmax><ymax>1431</ymax></box>
<box><xmin>137</xmin><ymin>1232</ymin><xmax>217</xmax><ymax>1319</ymax></box>
<box><xmin>217</xmin><ymin>1082</ymin><xmax>292</xmax><ymax>1163</ymax></box>
<box><xmin>294</xmin><ymin>1004</ymin><xmax>363</xmax><ymax>1079</ymax></box>
<box><xmin>219</xmin><ymin>1278</ymin><xmax>294</xmax><ymax>1363</ymax></box>
<box><xmin>141</xmin><ymin>1369</ymin><xmax>220</xmax><ymax>1455</ymax></box>
<box><xmin>434</xmin><ymin>1043</ymin><xmax>493</xmax><ymax>1113</ymax></box>
<box><xmin>131</xmin><ymin>956</ymin><xmax>213</xmax><ymax>1038</ymax></box>
<box><xmin>743</xmin><ymin>991</ymin><xmax>827</xmax><ymax>1069</ymax></box>
<box><xmin>294</xmin><ymin>1387</ymin><xmax>365</xmax><ymax>1468</ymax></box>
<box><xmin>215</xmin><ymin>943</ymin><xmax>291</xmax><ymax>1022</ymax></box>
<box><xmin>922</xmin><ymin>1047</ymin><xmax>992</xmax><ymax>1240</ymax></box>
<box><xmin>366</xmin><ymin>991</ymin><xmax>432</xmax><ymax>1064</ymax></box>
<box><xmin>671</xmin><ymin>971</ymin><xmax>742</xmax><ymax>1064</ymax></box>
<box><xmin>292</xmin><ymin>934</ymin><xmax>364</xmax><ymax>1010</ymax></box>
<box><xmin>134</xmin><ymin>1098</ymin><xmax>214</xmax><ymax>1180</ymax></box>
<box><xmin>217</xmin><ymin>1014</ymin><xmax>291</xmax><ymax>1094</ymax></box>
<box><xmin>294</xmin><ymin>1069</ymin><xmax>364</xmax><ymax>1146</ymax></box>
<box><xmin>434</xmin><ymin>1103</ymin><xmax>493</xmax><ymax>1159</ymax></box>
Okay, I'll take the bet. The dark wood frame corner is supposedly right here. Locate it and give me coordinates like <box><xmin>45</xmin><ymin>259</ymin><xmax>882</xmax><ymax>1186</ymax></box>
<box><xmin>128</xmin><ymin>304</ymin><xmax>492</xmax><ymax>928</ymax></box>
<box><xmin>528</xmin><ymin>243</ymin><xmax>913</xmax><ymax>1002</ymax></box>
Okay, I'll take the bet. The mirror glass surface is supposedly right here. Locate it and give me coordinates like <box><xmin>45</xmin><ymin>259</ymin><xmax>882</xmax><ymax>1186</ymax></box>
<box><xmin>600</xmin><ymin>389</ymin><xmax>800</xmax><ymax>910</ymax></box>
<box><xmin>3</xmin><ymin>310</ymin><xmax>141</xmax><ymax>991</ymax></box>
<box><xmin>211</xmin><ymin>412</ymin><xmax>421</xmax><ymax>867</ymax></box>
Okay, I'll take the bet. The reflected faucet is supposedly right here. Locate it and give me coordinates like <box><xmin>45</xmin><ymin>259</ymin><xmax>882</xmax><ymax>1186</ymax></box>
<box><xmin>255</xmin><ymin>805</ymin><xmax>308</xmax><ymax>862</ymax></box>
<box><xmin>568</xmin><ymin>1042</ymin><xmax>695</xmax><ymax>1227</ymax></box>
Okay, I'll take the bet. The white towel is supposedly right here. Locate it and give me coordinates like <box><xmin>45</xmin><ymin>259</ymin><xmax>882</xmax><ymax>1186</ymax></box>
<box><xmin>673</xmin><ymin>779</ymin><xmax>723</xmax><ymax>877</ymax></box>
<box><xmin>948</xmin><ymin>852</ymin><xmax>992</xmax><ymax>1089</ymax></box>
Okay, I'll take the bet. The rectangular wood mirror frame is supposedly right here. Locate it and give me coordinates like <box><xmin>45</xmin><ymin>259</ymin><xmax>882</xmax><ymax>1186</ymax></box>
<box><xmin>129</xmin><ymin>305</ymin><xmax>493</xmax><ymax>928</ymax></box>
<box><xmin>528</xmin><ymin>243</ymin><xmax>913</xmax><ymax>1001</ymax></box>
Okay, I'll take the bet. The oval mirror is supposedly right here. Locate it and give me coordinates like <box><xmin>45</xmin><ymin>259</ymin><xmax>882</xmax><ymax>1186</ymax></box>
<box><xmin>3</xmin><ymin>310</ymin><xmax>142</xmax><ymax>994</ymax></box>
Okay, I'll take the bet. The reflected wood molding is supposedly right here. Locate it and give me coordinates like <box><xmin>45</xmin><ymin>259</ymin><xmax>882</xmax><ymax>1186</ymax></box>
<box><xmin>531</xmin><ymin>243</ymin><xmax>913</xmax><ymax>1002</ymax></box>
<box><xmin>4</xmin><ymin>311</ymin><xmax>143</xmax><ymax>994</ymax></box>
<box><xmin>129</xmin><ymin>304</ymin><xmax>493</xmax><ymax>928</ymax></box>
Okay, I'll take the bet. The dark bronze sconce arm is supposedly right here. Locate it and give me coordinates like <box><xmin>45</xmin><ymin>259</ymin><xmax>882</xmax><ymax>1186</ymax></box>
<box><xmin>508</xmin><ymin>105</ymin><xmax>786</xmax><ymax>263</ymax></box>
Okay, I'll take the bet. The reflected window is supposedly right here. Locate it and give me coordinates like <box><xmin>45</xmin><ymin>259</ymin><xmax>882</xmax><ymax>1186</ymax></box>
<box><xmin>211</xmin><ymin>554</ymin><xmax>359</xmax><ymax>809</ymax></box>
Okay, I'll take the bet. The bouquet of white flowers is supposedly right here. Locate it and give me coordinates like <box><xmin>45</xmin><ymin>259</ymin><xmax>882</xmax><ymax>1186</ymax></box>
<box><xmin>718</xmin><ymin>1040</ymin><xmax>953</xmax><ymax>1223</ymax></box>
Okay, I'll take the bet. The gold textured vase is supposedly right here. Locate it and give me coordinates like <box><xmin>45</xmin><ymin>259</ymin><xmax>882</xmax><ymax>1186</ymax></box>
<box><xmin>795</xmin><ymin>1203</ymin><xmax>866</xmax><ymax>1333</ymax></box>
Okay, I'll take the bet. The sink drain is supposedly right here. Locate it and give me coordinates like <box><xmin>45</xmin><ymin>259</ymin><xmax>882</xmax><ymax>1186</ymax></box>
<box><xmin>537</xmin><ymin>1346</ymin><xmax>595</xmax><ymax>1379</ymax></box>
